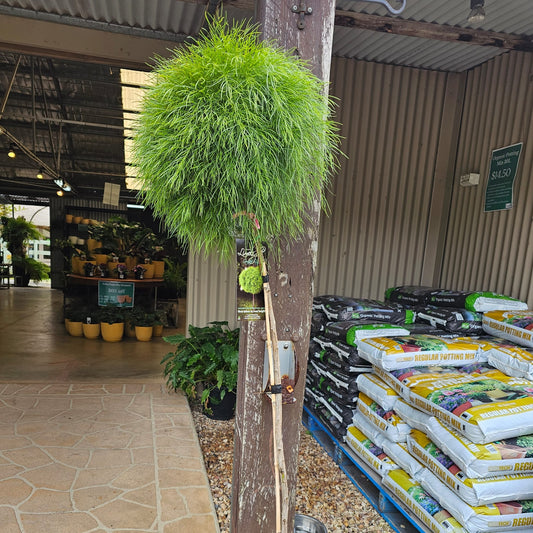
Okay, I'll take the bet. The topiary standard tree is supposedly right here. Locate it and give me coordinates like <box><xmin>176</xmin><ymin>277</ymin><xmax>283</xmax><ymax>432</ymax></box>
<box><xmin>132</xmin><ymin>16</ymin><xmax>340</xmax><ymax>533</ymax></box>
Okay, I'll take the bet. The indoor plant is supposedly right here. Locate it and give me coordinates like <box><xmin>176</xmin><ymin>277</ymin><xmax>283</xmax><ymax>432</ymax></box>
<box><xmin>0</xmin><ymin>216</ymin><xmax>46</xmax><ymax>286</ymax></box>
<box><xmin>82</xmin><ymin>308</ymin><xmax>101</xmax><ymax>339</ymax></box>
<box><xmin>133</xmin><ymin>309</ymin><xmax>156</xmax><ymax>341</ymax></box>
<box><xmin>161</xmin><ymin>321</ymin><xmax>239</xmax><ymax>418</ymax></box>
<box><xmin>99</xmin><ymin>306</ymin><xmax>125</xmax><ymax>342</ymax></box>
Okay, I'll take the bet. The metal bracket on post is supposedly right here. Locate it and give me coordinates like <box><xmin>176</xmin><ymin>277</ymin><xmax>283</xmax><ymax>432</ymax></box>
<box><xmin>291</xmin><ymin>2</ymin><xmax>312</xmax><ymax>30</ymax></box>
<box><xmin>263</xmin><ymin>341</ymin><xmax>297</xmax><ymax>404</ymax></box>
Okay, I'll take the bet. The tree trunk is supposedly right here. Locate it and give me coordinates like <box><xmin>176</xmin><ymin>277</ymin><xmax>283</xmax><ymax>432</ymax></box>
<box><xmin>231</xmin><ymin>2</ymin><xmax>336</xmax><ymax>531</ymax></box>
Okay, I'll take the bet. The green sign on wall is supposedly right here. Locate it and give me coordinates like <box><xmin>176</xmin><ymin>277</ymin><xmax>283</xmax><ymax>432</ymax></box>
<box><xmin>98</xmin><ymin>281</ymin><xmax>134</xmax><ymax>307</ymax></box>
<box><xmin>484</xmin><ymin>142</ymin><xmax>523</xmax><ymax>212</ymax></box>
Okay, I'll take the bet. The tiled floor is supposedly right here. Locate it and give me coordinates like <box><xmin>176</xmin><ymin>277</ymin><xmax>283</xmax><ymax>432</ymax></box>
<box><xmin>0</xmin><ymin>288</ymin><xmax>220</xmax><ymax>533</ymax></box>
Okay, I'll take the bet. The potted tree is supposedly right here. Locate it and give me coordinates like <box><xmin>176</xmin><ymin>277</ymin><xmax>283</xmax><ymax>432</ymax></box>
<box><xmin>0</xmin><ymin>216</ymin><xmax>45</xmax><ymax>286</ymax></box>
<box><xmin>161</xmin><ymin>321</ymin><xmax>239</xmax><ymax>419</ymax></box>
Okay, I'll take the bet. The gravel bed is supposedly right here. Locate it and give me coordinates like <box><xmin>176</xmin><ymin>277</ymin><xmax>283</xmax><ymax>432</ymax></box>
<box><xmin>191</xmin><ymin>405</ymin><xmax>394</xmax><ymax>533</ymax></box>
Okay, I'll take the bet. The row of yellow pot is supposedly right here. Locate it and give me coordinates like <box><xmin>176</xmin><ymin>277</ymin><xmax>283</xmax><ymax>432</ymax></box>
<box><xmin>65</xmin><ymin>319</ymin><xmax>163</xmax><ymax>342</ymax></box>
<box><xmin>65</xmin><ymin>214</ymin><xmax>102</xmax><ymax>225</ymax></box>
<box><xmin>71</xmin><ymin>257</ymin><xmax>165</xmax><ymax>278</ymax></box>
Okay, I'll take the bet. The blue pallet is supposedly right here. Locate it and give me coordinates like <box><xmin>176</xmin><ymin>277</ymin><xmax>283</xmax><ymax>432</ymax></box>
<box><xmin>302</xmin><ymin>405</ymin><xmax>430</xmax><ymax>533</ymax></box>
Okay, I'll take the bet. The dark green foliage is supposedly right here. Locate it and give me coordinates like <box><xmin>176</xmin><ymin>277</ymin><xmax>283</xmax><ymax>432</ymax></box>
<box><xmin>132</xmin><ymin>18</ymin><xmax>340</xmax><ymax>260</ymax></box>
<box><xmin>98</xmin><ymin>306</ymin><xmax>125</xmax><ymax>324</ymax></box>
<box><xmin>161</xmin><ymin>321</ymin><xmax>239</xmax><ymax>407</ymax></box>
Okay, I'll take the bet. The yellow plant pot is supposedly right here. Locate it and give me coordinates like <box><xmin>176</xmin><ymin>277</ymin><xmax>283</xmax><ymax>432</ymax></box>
<box><xmin>81</xmin><ymin>218</ymin><xmax>91</xmax><ymax>225</ymax></box>
<box><xmin>82</xmin><ymin>322</ymin><xmax>101</xmax><ymax>339</ymax></box>
<box><xmin>152</xmin><ymin>260</ymin><xmax>165</xmax><ymax>278</ymax></box>
<box><xmin>143</xmin><ymin>263</ymin><xmax>155</xmax><ymax>279</ymax></box>
<box><xmin>125</xmin><ymin>321</ymin><xmax>137</xmax><ymax>338</ymax></box>
<box><xmin>125</xmin><ymin>256</ymin><xmax>139</xmax><ymax>271</ymax></box>
<box><xmin>101</xmin><ymin>322</ymin><xmax>124</xmax><ymax>342</ymax></box>
<box><xmin>153</xmin><ymin>324</ymin><xmax>164</xmax><ymax>337</ymax></box>
<box><xmin>69</xmin><ymin>321</ymin><xmax>83</xmax><ymax>337</ymax></box>
<box><xmin>65</xmin><ymin>214</ymin><xmax>73</xmax><ymax>223</ymax></box>
<box><xmin>73</xmin><ymin>216</ymin><xmax>83</xmax><ymax>224</ymax></box>
<box><xmin>135</xmin><ymin>326</ymin><xmax>153</xmax><ymax>342</ymax></box>
<box><xmin>94</xmin><ymin>254</ymin><xmax>109</xmax><ymax>266</ymax></box>
<box><xmin>71</xmin><ymin>257</ymin><xmax>81</xmax><ymax>275</ymax></box>
<box><xmin>86</xmin><ymin>239</ymin><xmax>100</xmax><ymax>252</ymax></box>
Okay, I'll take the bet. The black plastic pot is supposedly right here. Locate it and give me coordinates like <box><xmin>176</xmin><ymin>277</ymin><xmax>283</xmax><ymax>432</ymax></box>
<box><xmin>204</xmin><ymin>389</ymin><xmax>236</xmax><ymax>420</ymax></box>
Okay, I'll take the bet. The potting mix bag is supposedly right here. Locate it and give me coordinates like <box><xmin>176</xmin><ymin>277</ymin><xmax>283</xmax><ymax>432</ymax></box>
<box><xmin>308</xmin><ymin>361</ymin><xmax>359</xmax><ymax>402</ymax></box>
<box><xmin>427</xmin><ymin>290</ymin><xmax>528</xmax><ymax>313</ymax></box>
<box><xmin>357</xmin><ymin>335</ymin><xmax>480</xmax><ymax>371</ymax></box>
<box><xmin>345</xmin><ymin>414</ymin><xmax>399</xmax><ymax>477</ymax></box>
<box><xmin>381</xmin><ymin>439</ymin><xmax>425</xmax><ymax>478</ymax></box>
<box><xmin>305</xmin><ymin>400</ymin><xmax>347</xmax><ymax>438</ymax></box>
<box><xmin>309</xmin><ymin>342</ymin><xmax>370</xmax><ymax>374</ymax></box>
<box><xmin>407</xmin><ymin>429</ymin><xmax>533</xmax><ymax>506</ymax></box>
<box><xmin>311</xmin><ymin>310</ymin><xmax>328</xmax><ymax>334</ymax></box>
<box><xmin>385</xmin><ymin>286</ymin><xmax>527</xmax><ymax>312</ymax></box>
<box><xmin>324</xmin><ymin>321</ymin><xmax>409</xmax><ymax>347</ymax></box>
<box><xmin>483</xmin><ymin>311</ymin><xmax>533</xmax><ymax>349</ymax></box>
<box><xmin>319</xmin><ymin>298</ymin><xmax>415</xmax><ymax>324</ymax></box>
<box><xmin>356</xmin><ymin>392</ymin><xmax>411</xmax><ymax>442</ymax></box>
<box><xmin>426</xmin><ymin>416</ymin><xmax>533</xmax><ymax>479</ymax></box>
<box><xmin>487</xmin><ymin>341</ymin><xmax>533</xmax><ymax>381</ymax></box>
<box><xmin>377</xmin><ymin>366</ymin><xmax>533</xmax><ymax>443</ymax></box>
<box><xmin>385</xmin><ymin>286</ymin><xmax>435</xmax><ymax>307</ymax></box>
<box><xmin>373</xmin><ymin>363</ymin><xmax>497</xmax><ymax>399</ymax></box>
<box><xmin>382</xmin><ymin>468</ymin><xmax>466</xmax><ymax>533</ymax></box>
<box><xmin>356</xmin><ymin>373</ymin><xmax>401</xmax><ymax>411</ymax></box>
<box><xmin>416</xmin><ymin>307</ymin><xmax>483</xmax><ymax>335</ymax></box>
<box><xmin>419</xmin><ymin>469</ymin><xmax>533</xmax><ymax>533</ymax></box>
<box><xmin>305</xmin><ymin>387</ymin><xmax>355</xmax><ymax>426</ymax></box>
<box><xmin>309</xmin><ymin>359</ymin><xmax>360</xmax><ymax>395</ymax></box>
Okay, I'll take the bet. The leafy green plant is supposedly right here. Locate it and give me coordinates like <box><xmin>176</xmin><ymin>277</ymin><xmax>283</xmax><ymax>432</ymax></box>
<box><xmin>12</xmin><ymin>256</ymin><xmax>49</xmax><ymax>282</ymax></box>
<box><xmin>161</xmin><ymin>321</ymin><xmax>239</xmax><ymax>408</ymax></box>
<box><xmin>162</xmin><ymin>259</ymin><xmax>187</xmax><ymax>298</ymax></box>
<box><xmin>0</xmin><ymin>216</ymin><xmax>41</xmax><ymax>257</ymax></box>
<box><xmin>99</xmin><ymin>306</ymin><xmax>125</xmax><ymax>324</ymax></box>
<box><xmin>132</xmin><ymin>310</ymin><xmax>156</xmax><ymax>327</ymax></box>
<box><xmin>132</xmin><ymin>17</ymin><xmax>340</xmax><ymax>260</ymax></box>
<box><xmin>239</xmin><ymin>266</ymin><xmax>263</xmax><ymax>294</ymax></box>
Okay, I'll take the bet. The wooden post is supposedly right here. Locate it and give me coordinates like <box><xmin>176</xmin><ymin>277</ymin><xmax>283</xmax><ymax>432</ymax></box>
<box><xmin>231</xmin><ymin>2</ymin><xmax>336</xmax><ymax>531</ymax></box>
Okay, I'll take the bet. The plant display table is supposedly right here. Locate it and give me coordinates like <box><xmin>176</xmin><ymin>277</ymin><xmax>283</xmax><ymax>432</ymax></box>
<box><xmin>65</xmin><ymin>274</ymin><xmax>164</xmax><ymax>310</ymax></box>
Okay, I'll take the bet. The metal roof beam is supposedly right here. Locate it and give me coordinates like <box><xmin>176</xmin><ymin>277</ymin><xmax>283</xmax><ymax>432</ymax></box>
<box><xmin>334</xmin><ymin>10</ymin><xmax>533</xmax><ymax>52</ymax></box>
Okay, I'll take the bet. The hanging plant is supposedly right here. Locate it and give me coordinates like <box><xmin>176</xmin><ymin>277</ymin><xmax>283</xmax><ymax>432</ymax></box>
<box><xmin>132</xmin><ymin>17</ymin><xmax>340</xmax><ymax>260</ymax></box>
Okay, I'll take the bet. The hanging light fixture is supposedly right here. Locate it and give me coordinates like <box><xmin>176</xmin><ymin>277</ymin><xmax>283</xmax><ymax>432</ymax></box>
<box><xmin>56</xmin><ymin>190</ymin><xmax>64</xmax><ymax>196</ymax></box>
<box><xmin>36</xmin><ymin>168</ymin><xmax>44</xmax><ymax>179</ymax></box>
<box><xmin>468</xmin><ymin>0</ymin><xmax>485</xmax><ymax>23</ymax></box>
<box><xmin>7</xmin><ymin>143</ymin><xmax>16</xmax><ymax>158</ymax></box>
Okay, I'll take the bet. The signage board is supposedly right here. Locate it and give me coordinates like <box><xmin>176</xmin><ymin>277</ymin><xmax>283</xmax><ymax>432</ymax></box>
<box><xmin>98</xmin><ymin>281</ymin><xmax>134</xmax><ymax>307</ymax></box>
<box><xmin>484</xmin><ymin>142</ymin><xmax>523</xmax><ymax>212</ymax></box>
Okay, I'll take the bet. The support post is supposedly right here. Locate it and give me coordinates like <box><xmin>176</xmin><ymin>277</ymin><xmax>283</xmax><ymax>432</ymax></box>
<box><xmin>231</xmin><ymin>1</ymin><xmax>336</xmax><ymax>531</ymax></box>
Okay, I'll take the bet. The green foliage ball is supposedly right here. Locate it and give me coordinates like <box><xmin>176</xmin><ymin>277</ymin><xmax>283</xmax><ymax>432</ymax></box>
<box><xmin>239</xmin><ymin>266</ymin><xmax>263</xmax><ymax>295</ymax></box>
<box><xmin>132</xmin><ymin>18</ymin><xmax>340</xmax><ymax>260</ymax></box>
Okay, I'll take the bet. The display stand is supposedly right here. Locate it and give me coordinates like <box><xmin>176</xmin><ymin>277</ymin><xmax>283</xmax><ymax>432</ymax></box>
<box><xmin>302</xmin><ymin>406</ymin><xmax>429</xmax><ymax>533</ymax></box>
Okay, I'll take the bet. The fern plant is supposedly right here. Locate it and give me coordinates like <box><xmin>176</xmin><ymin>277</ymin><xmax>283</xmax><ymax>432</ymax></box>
<box><xmin>162</xmin><ymin>321</ymin><xmax>239</xmax><ymax>408</ymax></box>
<box><xmin>132</xmin><ymin>17</ymin><xmax>340</xmax><ymax>260</ymax></box>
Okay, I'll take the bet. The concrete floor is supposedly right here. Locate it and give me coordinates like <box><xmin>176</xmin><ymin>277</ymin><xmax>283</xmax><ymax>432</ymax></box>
<box><xmin>0</xmin><ymin>287</ymin><xmax>220</xmax><ymax>533</ymax></box>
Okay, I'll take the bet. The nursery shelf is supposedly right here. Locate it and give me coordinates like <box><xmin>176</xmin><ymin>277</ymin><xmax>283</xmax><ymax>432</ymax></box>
<box><xmin>302</xmin><ymin>406</ymin><xmax>430</xmax><ymax>533</ymax></box>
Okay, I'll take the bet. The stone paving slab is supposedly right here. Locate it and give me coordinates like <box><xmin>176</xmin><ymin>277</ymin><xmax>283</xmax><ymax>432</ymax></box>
<box><xmin>0</xmin><ymin>384</ymin><xmax>219</xmax><ymax>533</ymax></box>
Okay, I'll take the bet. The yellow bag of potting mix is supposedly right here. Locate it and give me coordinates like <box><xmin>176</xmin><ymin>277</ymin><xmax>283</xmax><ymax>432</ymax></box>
<box><xmin>382</xmin><ymin>469</ymin><xmax>466</xmax><ymax>533</ymax></box>
<box><xmin>483</xmin><ymin>311</ymin><xmax>533</xmax><ymax>349</ymax></box>
<box><xmin>407</xmin><ymin>429</ymin><xmax>533</xmax><ymax>506</ymax></box>
<box><xmin>356</xmin><ymin>372</ymin><xmax>401</xmax><ymax>410</ymax></box>
<box><xmin>358</xmin><ymin>335</ymin><xmax>480</xmax><ymax>371</ymax></box>
<box><xmin>419</xmin><ymin>469</ymin><xmax>533</xmax><ymax>532</ymax></box>
<box><xmin>356</xmin><ymin>392</ymin><xmax>411</xmax><ymax>442</ymax></box>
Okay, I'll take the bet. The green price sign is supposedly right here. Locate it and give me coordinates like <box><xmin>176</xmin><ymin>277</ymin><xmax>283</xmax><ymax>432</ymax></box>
<box><xmin>98</xmin><ymin>281</ymin><xmax>134</xmax><ymax>307</ymax></box>
<box><xmin>484</xmin><ymin>142</ymin><xmax>523</xmax><ymax>212</ymax></box>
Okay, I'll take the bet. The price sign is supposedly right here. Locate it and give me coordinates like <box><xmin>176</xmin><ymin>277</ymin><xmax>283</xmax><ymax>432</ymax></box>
<box><xmin>484</xmin><ymin>142</ymin><xmax>523</xmax><ymax>212</ymax></box>
<box><xmin>98</xmin><ymin>281</ymin><xmax>134</xmax><ymax>307</ymax></box>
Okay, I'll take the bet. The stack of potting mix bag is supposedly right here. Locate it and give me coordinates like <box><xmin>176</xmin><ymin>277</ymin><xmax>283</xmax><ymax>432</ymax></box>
<box><xmin>305</xmin><ymin>286</ymin><xmax>533</xmax><ymax>533</ymax></box>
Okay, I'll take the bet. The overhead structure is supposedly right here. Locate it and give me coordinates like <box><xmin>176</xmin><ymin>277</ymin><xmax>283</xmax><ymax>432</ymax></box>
<box><xmin>0</xmin><ymin>0</ymin><xmax>531</xmax><ymax>204</ymax></box>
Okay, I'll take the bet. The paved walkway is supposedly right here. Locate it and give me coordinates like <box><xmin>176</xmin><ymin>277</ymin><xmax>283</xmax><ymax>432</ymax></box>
<box><xmin>0</xmin><ymin>288</ymin><xmax>220</xmax><ymax>532</ymax></box>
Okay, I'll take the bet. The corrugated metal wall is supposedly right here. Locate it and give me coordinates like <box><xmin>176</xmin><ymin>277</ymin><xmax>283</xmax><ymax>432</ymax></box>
<box><xmin>441</xmin><ymin>51</ymin><xmax>533</xmax><ymax>306</ymax></box>
<box><xmin>315</xmin><ymin>57</ymin><xmax>454</xmax><ymax>300</ymax></box>
<box><xmin>186</xmin><ymin>250</ymin><xmax>236</xmax><ymax>328</ymax></box>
